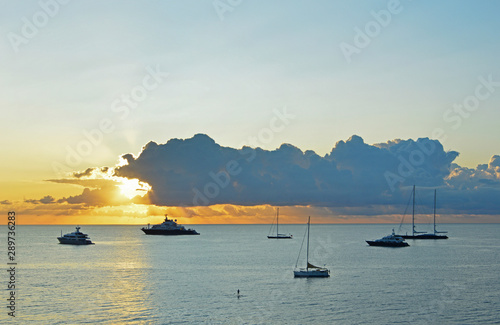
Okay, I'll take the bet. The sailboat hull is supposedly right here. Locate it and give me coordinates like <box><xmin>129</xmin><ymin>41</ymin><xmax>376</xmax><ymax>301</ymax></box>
<box><xmin>294</xmin><ymin>217</ymin><xmax>330</xmax><ymax>278</ymax></box>
<box><xmin>267</xmin><ymin>235</ymin><xmax>292</xmax><ymax>239</ymax></box>
<box><xmin>400</xmin><ymin>234</ymin><xmax>448</xmax><ymax>239</ymax></box>
<box><xmin>268</xmin><ymin>208</ymin><xmax>292</xmax><ymax>239</ymax></box>
<box><xmin>294</xmin><ymin>269</ymin><xmax>330</xmax><ymax>278</ymax></box>
<box><xmin>398</xmin><ymin>187</ymin><xmax>449</xmax><ymax>240</ymax></box>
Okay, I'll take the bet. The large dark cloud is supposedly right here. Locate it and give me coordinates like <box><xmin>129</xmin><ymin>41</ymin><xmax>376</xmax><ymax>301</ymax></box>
<box><xmin>114</xmin><ymin>134</ymin><xmax>500</xmax><ymax>215</ymax></box>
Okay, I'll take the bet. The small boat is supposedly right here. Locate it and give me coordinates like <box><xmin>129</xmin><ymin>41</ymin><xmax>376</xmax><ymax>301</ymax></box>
<box><xmin>294</xmin><ymin>217</ymin><xmax>330</xmax><ymax>278</ymax></box>
<box><xmin>141</xmin><ymin>215</ymin><xmax>200</xmax><ymax>235</ymax></box>
<box><xmin>399</xmin><ymin>186</ymin><xmax>448</xmax><ymax>240</ymax></box>
<box><xmin>57</xmin><ymin>226</ymin><xmax>94</xmax><ymax>245</ymax></box>
<box><xmin>366</xmin><ymin>229</ymin><xmax>409</xmax><ymax>247</ymax></box>
<box><xmin>267</xmin><ymin>208</ymin><xmax>292</xmax><ymax>239</ymax></box>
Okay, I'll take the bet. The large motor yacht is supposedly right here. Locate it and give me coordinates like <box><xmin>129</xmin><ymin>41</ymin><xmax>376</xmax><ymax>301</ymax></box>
<box><xmin>366</xmin><ymin>229</ymin><xmax>409</xmax><ymax>247</ymax></box>
<box><xmin>57</xmin><ymin>226</ymin><xmax>94</xmax><ymax>245</ymax></box>
<box><xmin>141</xmin><ymin>215</ymin><xmax>200</xmax><ymax>235</ymax></box>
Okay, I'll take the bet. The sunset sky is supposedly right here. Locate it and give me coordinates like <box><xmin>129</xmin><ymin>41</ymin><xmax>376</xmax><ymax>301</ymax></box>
<box><xmin>1</xmin><ymin>1</ymin><xmax>499</xmax><ymax>225</ymax></box>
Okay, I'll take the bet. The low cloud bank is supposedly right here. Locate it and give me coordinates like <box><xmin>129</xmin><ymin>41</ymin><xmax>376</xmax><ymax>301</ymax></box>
<box><xmin>21</xmin><ymin>134</ymin><xmax>499</xmax><ymax>219</ymax></box>
<box><xmin>110</xmin><ymin>134</ymin><xmax>499</xmax><ymax>215</ymax></box>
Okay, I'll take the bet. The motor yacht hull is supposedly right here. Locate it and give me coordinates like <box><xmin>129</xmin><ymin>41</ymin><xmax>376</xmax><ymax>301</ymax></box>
<box><xmin>57</xmin><ymin>238</ymin><xmax>94</xmax><ymax>245</ymax></box>
<box><xmin>141</xmin><ymin>228</ymin><xmax>199</xmax><ymax>235</ymax></box>
<box><xmin>366</xmin><ymin>240</ymin><xmax>409</xmax><ymax>247</ymax></box>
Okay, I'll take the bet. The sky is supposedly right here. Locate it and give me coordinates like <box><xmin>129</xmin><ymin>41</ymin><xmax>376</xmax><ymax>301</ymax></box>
<box><xmin>1</xmin><ymin>0</ymin><xmax>499</xmax><ymax>225</ymax></box>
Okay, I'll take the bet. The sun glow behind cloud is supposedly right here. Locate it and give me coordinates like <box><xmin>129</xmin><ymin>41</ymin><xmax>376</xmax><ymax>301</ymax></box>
<box><xmin>69</xmin><ymin>165</ymin><xmax>152</xmax><ymax>201</ymax></box>
<box><xmin>117</xmin><ymin>177</ymin><xmax>151</xmax><ymax>199</ymax></box>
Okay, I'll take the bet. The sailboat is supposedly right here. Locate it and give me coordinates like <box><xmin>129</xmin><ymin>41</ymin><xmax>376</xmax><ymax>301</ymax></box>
<box><xmin>412</xmin><ymin>189</ymin><xmax>448</xmax><ymax>239</ymax></box>
<box><xmin>267</xmin><ymin>208</ymin><xmax>292</xmax><ymax>239</ymax></box>
<box><xmin>293</xmin><ymin>217</ymin><xmax>330</xmax><ymax>278</ymax></box>
<box><xmin>398</xmin><ymin>186</ymin><xmax>448</xmax><ymax>239</ymax></box>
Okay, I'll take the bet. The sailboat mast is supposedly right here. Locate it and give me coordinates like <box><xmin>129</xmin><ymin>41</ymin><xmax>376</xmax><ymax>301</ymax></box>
<box><xmin>276</xmin><ymin>208</ymin><xmax>279</xmax><ymax>236</ymax></box>
<box><xmin>306</xmin><ymin>216</ymin><xmax>310</xmax><ymax>270</ymax></box>
<box><xmin>433</xmin><ymin>189</ymin><xmax>437</xmax><ymax>235</ymax></box>
<box><xmin>412</xmin><ymin>185</ymin><xmax>416</xmax><ymax>236</ymax></box>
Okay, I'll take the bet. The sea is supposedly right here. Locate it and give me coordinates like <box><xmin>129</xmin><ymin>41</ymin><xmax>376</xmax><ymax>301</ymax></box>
<box><xmin>2</xmin><ymin>223</ymin><xmax>499</xmax><ymax>324</ymax></box>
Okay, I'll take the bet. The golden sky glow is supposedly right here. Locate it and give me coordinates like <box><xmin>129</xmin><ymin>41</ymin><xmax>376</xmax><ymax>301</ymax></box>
<box><xmin>2</xmin><ymin>2</ymin><xmax>500</xmax><ymax>225</ymax></box>
<box><xmin>1</xmin><ymin>141</ymin><xmax>499</xmax><ymax>225</ymax></box>
<box><xmin>3</xmin><ymin>199</ymin><xmax>498</xmax><ymax>225</ymax></box>
<box><xmin>2</xmin><ymin>137</ymin><xmax>500</xmax><ymax>225</ymax></box>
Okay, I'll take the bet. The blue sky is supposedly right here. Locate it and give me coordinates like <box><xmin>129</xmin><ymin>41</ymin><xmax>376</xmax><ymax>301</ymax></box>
<box><xmin>1</xmin><ymin>1</ymin><xmax>499</xmax><ymax>223</ymax></box>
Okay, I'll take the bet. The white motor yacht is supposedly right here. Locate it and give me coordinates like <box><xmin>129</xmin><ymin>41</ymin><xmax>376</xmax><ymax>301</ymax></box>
<box><xmin>57</xmin><ymin>226</ymin><xmax>94</xmax><ymax>245</ymax></box>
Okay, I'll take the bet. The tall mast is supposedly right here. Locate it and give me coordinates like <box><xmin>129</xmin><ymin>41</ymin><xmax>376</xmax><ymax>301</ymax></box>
<box><xmin>433</xmin><ymin>189</ymin><xmax>437</xmax><ymax>234</ymax></box>
<box><xmin>306</xmin><ymin>216</ymin><xmax>310</xmax><ymax>270</ymax></box>
<box><xmin>432</xmin><ymin>189</ymin><xmax>447</xmax><ymax>235</ymax></box>
<box><xmin>412</xmin><ymin>185</ymin><xmax>416</xmax><ymax>236</ymax></box>
<box><xmin>276</xmin><ymin>208</ymin><xmax>279</xmax><ymax>236</ymax></box>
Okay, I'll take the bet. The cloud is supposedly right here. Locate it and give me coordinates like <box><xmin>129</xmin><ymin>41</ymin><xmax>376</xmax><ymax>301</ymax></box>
<box><xmin>73</xmin><ymin>167</ymin><xmax>109</xmax><ymax>178</ymax></box>
<box><xmin>47</xmin><ymin>177</ymin><xmax>116</xmax><ymax>189</ymax></box>
<box><xmin>489</xmin><ymin>155</ymin><xmax>500</xmax><ymax>169</ymax></box>
<box><xmin>25</xmin><ymin>195</ymin><xmax>55</xmax><ymax>204</ymax></box>
<box><xmin>0</xmin><ymin>202</ymin><xmax>161</xmax><ymax>225</ymax></box>
<box><xmin>27</xmin><ymin>171</ymin><xmax>145</xmax><ymax>207</ymax></box>
<box><xmin>39</xmin><ymin>195</ymin><xmax>56</xmax><ymax>204</ymax></box>
<box><xmin>58</xmin><ymin>187</ymin><xmax>121</xmax><ymax>206</ymax></box>
<box><xmin>112</xmin><ymin>134</ymin><xmax>500</xmax><ymax>216</ymax></box>
<box><xmin>23</xmin><ymin>134</ymin><xmax>499</xmax><ymax>220</ymax></box>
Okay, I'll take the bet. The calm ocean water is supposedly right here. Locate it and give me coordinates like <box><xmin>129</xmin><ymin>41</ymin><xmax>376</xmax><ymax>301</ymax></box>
<box><xmin>2</xmin><ymin>223</ymin><xmax>499</xmax><ymax>324</ymax></box>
